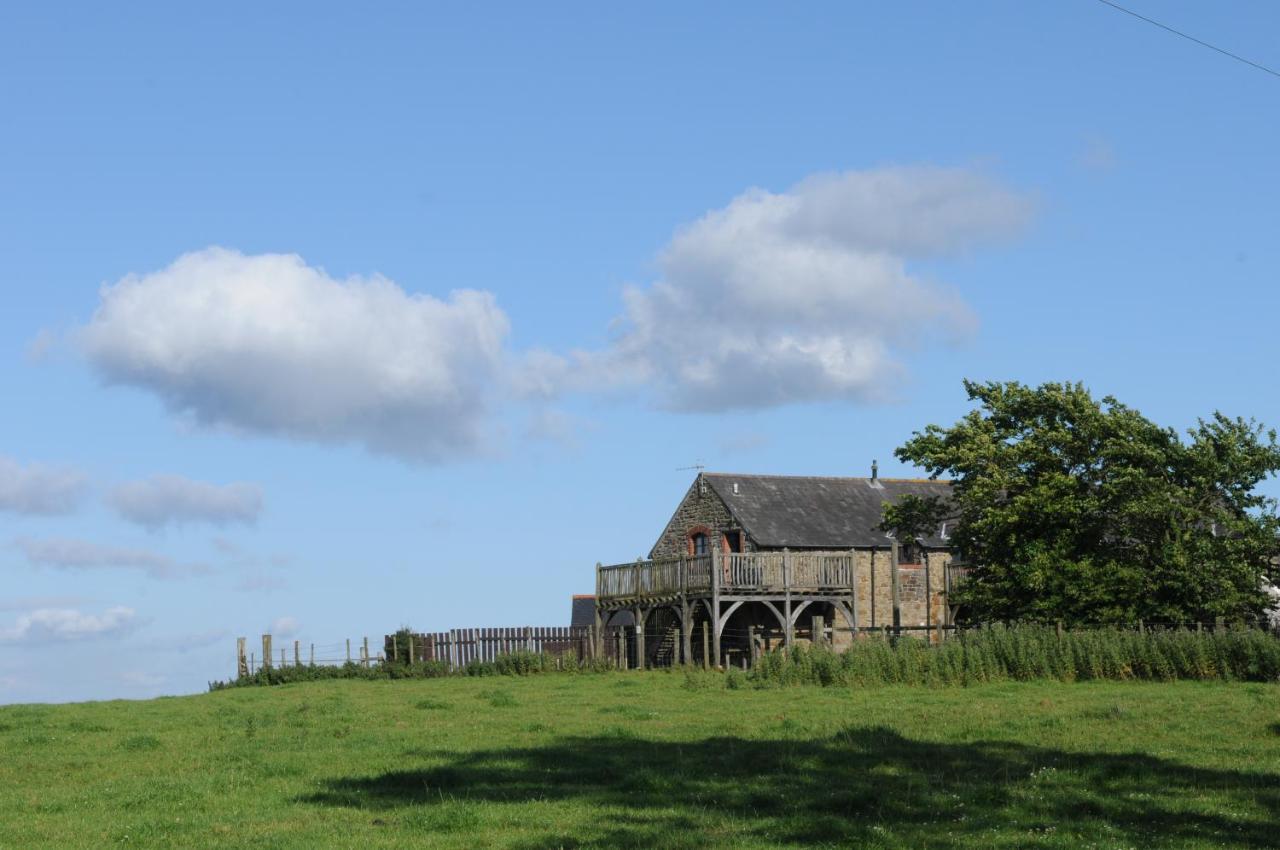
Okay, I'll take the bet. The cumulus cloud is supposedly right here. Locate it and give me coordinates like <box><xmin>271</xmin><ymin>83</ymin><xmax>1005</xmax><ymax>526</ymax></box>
<box><xmin>14</xmin><ymin>537</ymin><xmax>210</xmax><ymax>579</ymax></box>
<box><xmin>109</xmin><ymin>474</ymin><xmax>262</xmax><ymax>530</ymax></box>
<box><xmin>534</xmin><ymin>166</ymin><xmax>1032</xmax><ymax>411</ymax></box>
<box><xmin>0</xmin><ymin>606</ymin><xmax>138</xmax><ymax>643</ymax></box>
<box><xmin>0</xmin><ymin>454</ymin><xmax>88</xmax><ymax>515</ymax></box>
<box><xmin>79</xmin><ymin>247</ymin><xmax>510</xmax><ymax>461</ymax></box>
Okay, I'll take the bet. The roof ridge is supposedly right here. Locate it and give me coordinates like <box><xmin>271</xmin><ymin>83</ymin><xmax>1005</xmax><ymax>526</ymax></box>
<box><xmin>703</xmin><ymin>471</ymin><xmax>951</xmax><ymax>484</ymax></box>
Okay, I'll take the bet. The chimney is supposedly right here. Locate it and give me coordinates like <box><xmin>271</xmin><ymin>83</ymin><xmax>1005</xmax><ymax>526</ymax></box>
<box><xmin>871</xmin><ymin>459</ymin><xmax>878</xmax><ymax>482</ymax></box>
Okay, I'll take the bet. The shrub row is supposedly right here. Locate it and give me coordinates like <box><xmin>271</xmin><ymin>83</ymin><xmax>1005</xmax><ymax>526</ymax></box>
<box><xmin>209</xmin><ymin>650</ymin><xmax>613</xmax><ymax>690</ymax></box>
<box><xmin>745</xmin><ymin>625</ymin><xmax>1280</xmax><ymax>688</ymax></box>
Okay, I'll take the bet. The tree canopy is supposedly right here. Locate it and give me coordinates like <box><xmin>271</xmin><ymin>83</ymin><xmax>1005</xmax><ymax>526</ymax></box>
<box><xmin>895</xmin><ymin>380</ymin><xmax>1280</xmax><ymax>625</ymax></box>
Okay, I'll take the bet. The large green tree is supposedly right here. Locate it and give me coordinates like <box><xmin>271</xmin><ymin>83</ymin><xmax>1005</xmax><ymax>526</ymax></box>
<box><xmin>896</xmin><ymin>380</ymin><xmax>1280</xmax><ymax>625</ymax></box>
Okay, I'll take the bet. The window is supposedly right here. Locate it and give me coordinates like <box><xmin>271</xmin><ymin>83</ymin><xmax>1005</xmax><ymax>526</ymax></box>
<box><xmin>723</xmin><ymin>530</ymin><xmax>743</xmax><ymax>553</ymax></box>
<box><xmin>691</xmin><ymin>532</ymin><xmax>708</xmax><ymax>555</ymax></box>
<box><xmin>899</xmin><ymin>542</ymin><xmax>920</xmax><ymax>564</ymax></box>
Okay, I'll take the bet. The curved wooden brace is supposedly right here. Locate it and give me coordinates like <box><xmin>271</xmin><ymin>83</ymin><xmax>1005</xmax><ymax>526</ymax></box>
<box><xmin>833</xmin><ymin>601</ymin><xmax>857</xmax><ymax>631</ymax></box>
<box><xmin>757</xmin><ymin>600</ymin><xmax>788</xmax><ymax>630</ymax></box>
<box><xmin>699</xmin><ymin>598</ymin><xmax>715</xmax><ymax>621</ymax></box>
<box><xmin>716</xmin><ymin>600</ymin><xmax>746</xmax><ymax>631</ymax></box>
<box><xmin>788</xmin><ymin>599</ymin><xmax>814</xmax><ymax>625</ymax></box>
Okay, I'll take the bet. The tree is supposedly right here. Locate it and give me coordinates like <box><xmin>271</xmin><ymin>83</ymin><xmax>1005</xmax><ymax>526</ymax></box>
<box><xmin>879</xmin><ymin>494</ymin><xmax>950</xmax><ymax>550</ymax></box>
<box><xmin>895</xmin><ymin>380</ymin><xmax>1280</xmax><ymax>625</ymax></box>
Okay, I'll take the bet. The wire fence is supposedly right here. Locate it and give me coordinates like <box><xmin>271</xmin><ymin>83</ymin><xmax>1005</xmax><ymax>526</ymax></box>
<box><xmin>236</xmin><ymin>617</ymin><xmax>1277</xmax><ymax>677</ymax></box>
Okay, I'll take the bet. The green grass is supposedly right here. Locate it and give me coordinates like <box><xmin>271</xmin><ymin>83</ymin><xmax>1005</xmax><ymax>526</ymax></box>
<box><xmin>2</xmin><ymin>673</ymin><xmax>1279</xmax><ymax>848</ymax></box>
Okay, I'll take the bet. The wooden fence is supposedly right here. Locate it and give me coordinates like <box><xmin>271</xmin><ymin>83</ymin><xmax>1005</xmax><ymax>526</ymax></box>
<box><xmin>387</xmin><ymin>626</ymin><xmax>598</xmax><ymax>667</ymax></box>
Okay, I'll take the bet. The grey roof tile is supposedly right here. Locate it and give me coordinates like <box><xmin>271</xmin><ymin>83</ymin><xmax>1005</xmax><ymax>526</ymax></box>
<box><xmin>702</xmin><ymin>473</ymin><xmax>953</xmax><ymax>549</ymax></box>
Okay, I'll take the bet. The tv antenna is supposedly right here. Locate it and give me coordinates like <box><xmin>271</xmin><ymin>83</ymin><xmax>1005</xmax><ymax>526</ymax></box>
<box><xmin>676</xmin><ymin>460</ymin><xmax>705</xmax><ymax>474</ymax></box>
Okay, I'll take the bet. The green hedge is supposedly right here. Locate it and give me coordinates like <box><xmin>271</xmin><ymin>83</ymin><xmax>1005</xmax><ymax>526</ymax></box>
<box><xmin>746</xmin><ymin>625</ymin><xmax>1280</xmax><ymax>688</ymax></box>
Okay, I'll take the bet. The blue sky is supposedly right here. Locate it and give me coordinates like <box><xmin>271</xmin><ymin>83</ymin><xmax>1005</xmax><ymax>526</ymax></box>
<box><xmin>2</xmin><ymin>1</ymin><xmax>1278</xmax><ymax>703</ymax></box>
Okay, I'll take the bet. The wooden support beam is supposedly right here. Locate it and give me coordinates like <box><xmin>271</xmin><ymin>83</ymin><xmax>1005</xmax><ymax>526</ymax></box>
<box><xmin>701</xmin><ymin>620</ymin><xmax>710</xmax><ymax>670</ymax></box>
<box><xmin>811</xmin><ymin>614</ymin><xmax>824</xmax><ymax>647</ymax></box>
<box><xmin>890</xmin><ymin>541</ymin><xmax>902</xmax><ymax>639</ymax></box>
<box><xmin>634</xmin><ymin>608</ymin><xmax>645</xmax><ymax>671</ymax></box>
<box><xmin>924</xmin><ymin>551</ymin><xmax>934</xmax><ymax>644</ymax></box>
<box><xmin>680</xmin><ymin>599</ymin><xmax>692</xmax><ymax>665</ymax></box>
<box><xmin>711</xmin><ymin>547</ymin><xmax>722</xmax><ymax>668</ymax></box>
<box><xmin>236</xmin><ymin>637</ymin><xmax>247</xmax><ymax>678</ymax></box>
<box><xmin>849</xmin><ymin>550</ymin><xmax>860</xmax><ymax>634</ymax></box>
<box><xmin>783</xmin><ymin>548</ymin><xmax>793</xmax><ymax>648</ymax></box>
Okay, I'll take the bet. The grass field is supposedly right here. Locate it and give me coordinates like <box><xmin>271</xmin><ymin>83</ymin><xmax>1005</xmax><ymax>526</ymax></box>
<box><xmin>2</xmin><ymin>673</ymin><xmax>1279</xmax><ymax>849</ymax></box>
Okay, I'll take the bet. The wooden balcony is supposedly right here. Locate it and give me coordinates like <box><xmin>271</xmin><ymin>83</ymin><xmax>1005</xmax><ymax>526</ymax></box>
<box><xmin>596</xmin><ymin>550</ymin><xmax>861</xmax><ymax>604</ymax></box>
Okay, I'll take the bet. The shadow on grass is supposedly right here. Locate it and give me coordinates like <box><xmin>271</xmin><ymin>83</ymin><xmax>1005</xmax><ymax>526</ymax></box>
<box><xmin>301</xmin><ymin>726</ymin><xmax>1280</xmax><ymax>848</ymax></box>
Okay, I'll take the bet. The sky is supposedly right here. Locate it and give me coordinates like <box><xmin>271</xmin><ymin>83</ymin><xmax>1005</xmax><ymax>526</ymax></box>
<box><xmin>2</xmin><ymin>1</ymin><xmax>1278</xmax><ymax>703</ymax></box>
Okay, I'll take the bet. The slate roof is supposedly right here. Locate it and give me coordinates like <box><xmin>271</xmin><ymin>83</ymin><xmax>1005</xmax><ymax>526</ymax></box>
<box><xmin>570</xmin><ymin>594</ymin><xmax>633</xmax><ymax>627</ymax></box>
<box><xmin>570</xmin><ymin>595</ymin><xmax>596</xmax><ymax>628</ymax></box>
<box><xmin>702</xmin><ymin>473</ymin><xmax>953</xmax><ymax>549</ymax></box>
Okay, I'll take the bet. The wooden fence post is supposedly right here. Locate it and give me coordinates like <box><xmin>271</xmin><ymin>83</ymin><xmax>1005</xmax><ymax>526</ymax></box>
<box><xmin>408</xmin><ymin>634</ymin><xmax>415</xmax><ymax>664</ymax></box>
<box><xmin>346</xmin><ymin>638</ymin><xmax>351</xmax><ymax>663</ymax></box>
<box><xmin>250</xmin><ymin>652</ymin><xmax>255</xmax><ymax>673</ymax></box>
<box><xmin>293</xmin><ymin>640</ymin><xmax>300</xmax><ymax>666</ymax></box>
<box><xmin>363</xmin><ymin>636</ymin><xmax>370</xmax><ymax>667</ymax></box>
<box><xmin>279</xmin><ymin>648</ymin><xmax>285</xmax><ymax>667</ymax></box>
<box><xmin>811</xmin><ymin>614</ymin><xmax>824</xmax><ymax>647</ymax></box>
<box><xmin>701</xmin><ymin>620</ymin><xmax>709</xmax><ymax>670</ymax></box>
<box><xmin>748</xmin><ymin>625</ymin><xmax>758</xmax><ymax>665</ymax></box>
<box><xmin>237</xmin><ymin>637</ymin><xmax>247</xmax><ymax>678</ymax></box>
<box><xmin>310</xmin><ymin>643</ymin><xmax>315</xmax><ymax>666</ymax></box>
<box><xmin>262</xmin><ymin>634</ymin><xmax>272</xmax><ymax>669</ymax></box>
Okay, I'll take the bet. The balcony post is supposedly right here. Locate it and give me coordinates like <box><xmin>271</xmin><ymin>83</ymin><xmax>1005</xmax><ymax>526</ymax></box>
<box><xmin>711</xmin><ymin>547</ymin><xmax>722</xmax><ymax>668</ymax></box>
<box><xmin>680</xmin><ymin>557</ymin><xmax>692</xmax><ymax>664</ymax></box>
<box><xmin>783</xmin><ymin>548</ymin><xmax>793</xmax><ymax>648</ymax></box>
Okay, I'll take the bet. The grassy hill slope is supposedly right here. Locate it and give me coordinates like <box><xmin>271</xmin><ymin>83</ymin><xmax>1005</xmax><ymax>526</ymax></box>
<box><xmin>3</xmin><ymin>673</ymin><xmax>1279</xmax><ymax>848</ymax></box>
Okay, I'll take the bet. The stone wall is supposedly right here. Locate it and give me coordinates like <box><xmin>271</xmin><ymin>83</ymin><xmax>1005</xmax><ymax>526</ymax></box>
<box><xmin>848</xmin><ymin>549</ymin><xmax>951</xmax><ymax>640</ymax></box>
<box><xmin>649</xmin><ymin>476</ymin><xmax>754</xmax><ymax>559</ymax></box>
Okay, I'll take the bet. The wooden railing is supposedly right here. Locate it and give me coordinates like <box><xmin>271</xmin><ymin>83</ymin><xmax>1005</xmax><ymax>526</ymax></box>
<box><xmin>596</xmin><ymin>554</ymin><xmax>714</xmax><ymax>600</ymax></box>
<box><xmin>598</xmin><ymin>550</ymin><xmax>861</xmax><ymax>601</ymax></box>
<box><xmin>597</xmin><ymin>550</ymin><xmax>972</xmax><ymax>602</ymax></box>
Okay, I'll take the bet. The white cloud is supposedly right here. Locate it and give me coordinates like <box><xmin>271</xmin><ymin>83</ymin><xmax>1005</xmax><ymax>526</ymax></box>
<box><xmin>79</xmin><ymin>247</ymin><xmax>510</xmax><ymax>462</ymax></box>
<box><xmin>14</xmin><ymin>537</ymin><xmax>210</xmax><ymax>579</ymax></box>
<box><xmin>109</xmin><ymin>474</ymin><xmax>262</xmax><ymax>530</ymax></box>
<box><xmin>0</xmin><ymin>454</ymin><xmax>88</xmax><ymax>515</ymax></box>
<box><xmin>270</xmin><ymin>616</ymin><xmax>300</xmax><ymax>637</ymax></box>
<box><xmin>0</xmin><ymin>606</ymin><xmax>138</xmax><ymax>643</ymax></box>
<box><xmin>536</xmin><ymin>166</ymin><xmax>1032</xmax><ymax>411</ymax></box>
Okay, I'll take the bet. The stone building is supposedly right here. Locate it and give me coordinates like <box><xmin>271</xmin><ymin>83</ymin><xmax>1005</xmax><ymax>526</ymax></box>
<box><xmin>594</xmin><ymin>469</ymin><xmax>961</xmax><ymax>668</ymax></box>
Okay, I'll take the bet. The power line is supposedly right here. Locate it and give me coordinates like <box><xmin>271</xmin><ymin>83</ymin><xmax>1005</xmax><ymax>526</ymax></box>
<box><xmin>1094</xmin><ymin>0</ymin><xmax>1280</xmax><ymax>80</ymax></box>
